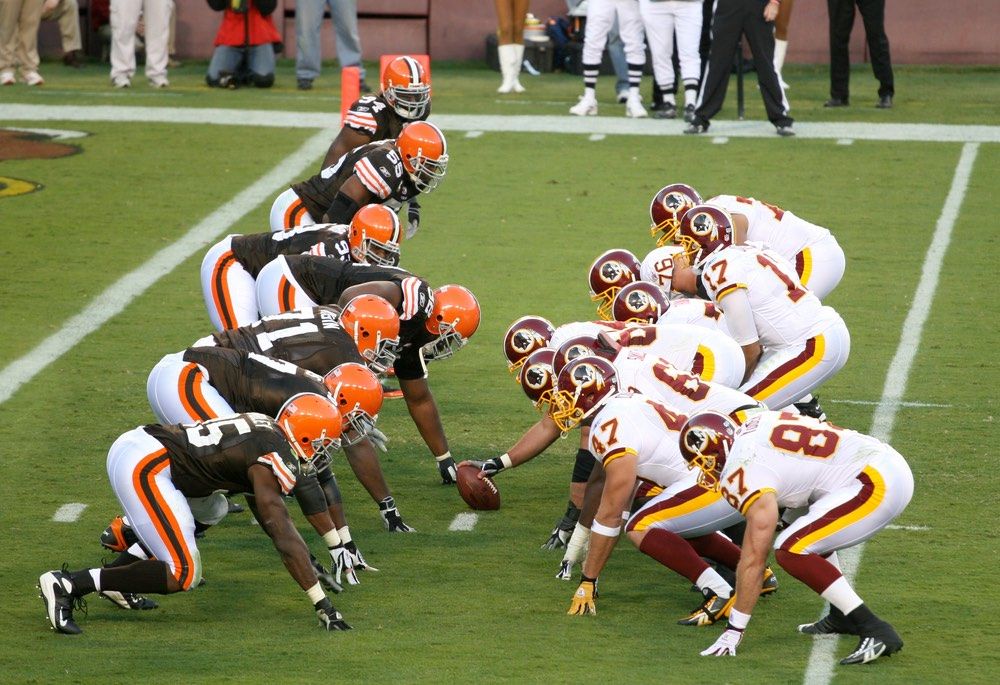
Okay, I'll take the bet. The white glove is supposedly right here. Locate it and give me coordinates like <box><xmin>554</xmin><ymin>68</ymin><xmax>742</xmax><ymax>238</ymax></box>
<box><xmin>330</xmin><ymin>545</ymin><xmax>359</xmax><ymax>586</ymax></box>
<box><xmin>555</xmin><ymin>559</ymin><xmax>573</xmax><ymax>580</ymax></box>
<box><xmin>369</xmin><ymin>427</ymin><xmax>390</xmax><ymax>453</ymax></box>
<box><xmin>345</xmin><ymin>540</ymin><xmax>379</xmax><ymax>572</ymax></box>
<box><xmin>700</xmin><ymin>628</ymin><xmax>744</xmax><ymax>657</ymax></box>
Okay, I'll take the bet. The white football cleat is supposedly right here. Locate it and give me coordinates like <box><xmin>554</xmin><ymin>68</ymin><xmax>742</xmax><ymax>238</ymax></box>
<box><xmin>569</xmin><ymin>95</ymin><xmax>598</xmax><ymax>117</ymax></box>
<box><xmin>2</xmin><ymin>69</ymin><xmax>18</xmax><ymax>85</ymax></box>
<box><xmin>625</xmin><ymin>93</ymin><xmax>648</xmax><ymax>118</ymax></box>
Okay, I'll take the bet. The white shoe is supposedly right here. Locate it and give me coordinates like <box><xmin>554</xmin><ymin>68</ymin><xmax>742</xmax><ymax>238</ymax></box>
<box><xmin>1</xmin><ymin>70</ymin><xmax>16</xmax><ymax>85</ymax></box>
<box><xmin>569</xmin><ymin>95</ymin><xmax>598</xmax><ymax>116</ymax></box>
<box><xmin>149</xmin><ymin>77</ymin><xmax>169</xmax><ymax>88</ymax></box>
<box><xmin>23</xmin><ymin>71</ymin><xmax>44</xmax><ymax>87</ymax></box>
<box><xmin>625</xmin><ymin>94</ymin><xmax>648</xmax><ymax>118</ymax></box>
<box><xmin>112</xmin><ymin>76</ymin><xmax>131</xmax><ymax>89</ymax></box>
<box><xmin>497</xmin><ymin>43</ymin><xmax>515</xmax><ymax>93</ymax></box>
<box><xmin>511</xmin><ymin>44</ymin><xmax>526</xmax><ymax>93</ymax></box>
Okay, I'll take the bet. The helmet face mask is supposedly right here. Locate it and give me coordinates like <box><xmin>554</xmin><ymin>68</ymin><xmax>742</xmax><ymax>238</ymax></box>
<box><xmin>276</xmin><ymin>393</ymin><xmax>343</xmax><ymax>471</ymax></box>
<box><xmin>549</xmin><ymin>356</ymin><xmax>619</xmax><ymax>433</ymax></box>
<box><xmin>397</xmin><ymin>122</ymin><xmax>449</xmax><ymax>194</ymax></box>
<box><xmin>381</xmin><ymin>56</ymin><xmax>431</xmax><ymax>119</ymax></box>
<box><xmin>423</xmin><ymin>285</ymin><xmax>480</xmax><ymax>361</ymax></box>
<box><xmin>324</xmin><ymin>363</ymin><xmax>384</xmax><ymax>447</ymax></box>
<box><xmin>649</xmin><ymin>183</ymin><xmax>703</xmax><ymax>246</ymax></box>
<box><xmin>349</xmin><ymin>205</ymin><xmax>402</xmax><ymax>267</ymax></box>
<box><xmin>338</xmin><ymin>295</ymin><xmax>401</xmax><ymax>374</ymax></box>
<box><xmin>612</xmin><ymin>281</ymin><xmax>670</xmax><ymax>324</ymax></box>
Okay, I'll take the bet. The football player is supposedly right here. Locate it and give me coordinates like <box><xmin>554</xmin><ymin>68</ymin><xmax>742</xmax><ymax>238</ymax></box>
<box><xmin>38</xmin><ymin>398</ymin><xmax>352</xmax><ymax>635</ymax></box>
<box><xmin>553</xmin><ymin>358</ymin><xmax>776</xmax><ymax>621</ymax></box>
<box><xmin>680</xmin><ymin>410</ymin><xmax>912</xmax><ymax>664</ymax></box>
<box><xmin>146</xmin><ymin>347</ymin><xmax>411</xmax><ymax>536</ymax></box>
<box><xmin>269</xmin><ymin>121</ymin><xmax>448</xmax><ymax>232</ymax></box>
<box><xmin>201</xmin><ymin>206</ymin><xmax>401</xmax><ymax>331</ymax></box>
<box><xmin>587</xmin><ymin>248</ymin><xmax>642</xmax><ymax>321</ymax></box>
<box><xmin>674</xmin><ymin>204</ymin><xmax>851</xmax><ymax>418</ymax></box>
<box><xmin>322</xmin><ymin>56</ymin><xmax>431</xmax><ymax>239</ymax></box>
<box><xmin>612</xmin><ymin>282</ymin><xmax>732</xmax><ymax>337</ymax></box>
<box><xmin>254</xmin><ymin>257</ymin><xmax>481</xmax><ymax>484</ymax></box>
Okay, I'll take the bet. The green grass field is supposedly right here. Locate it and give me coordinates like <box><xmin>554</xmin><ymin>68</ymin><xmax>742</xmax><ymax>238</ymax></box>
<box><xmin>1</xmin><ymin>61</ymin><xmax>998</xmax><ymax>683</ymax></box>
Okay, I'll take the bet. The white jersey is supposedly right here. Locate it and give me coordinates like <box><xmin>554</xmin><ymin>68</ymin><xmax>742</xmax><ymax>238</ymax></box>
<box><xmin>550</xmin><ymin>320</ymin><xmax>627</xmax><ymax>351</ymax></box>
<box><xmin>587</xmin><ymin>393</ymin><xmax>695</xmax><ymax>489</ymax></box>
<box><xmin>708</xmin><ymin>194</ymin><xmax>831</xmax><ymax>262</ymax></box>
<box><xmin>612</xmin><ymin>349</ymin><xmax>760</xmax><ymax>420</ymax></box>
<box><xmin>656</xmin><ymin>297</ymin><xmax>732</xmax><ymax>337</ymax></box>
<box><xmin>700</xmin><ymin>245</ymin><xmax>842</xmax><ymax>348</ymax></box>
<box><xmin>604</xmin><ymin>322</ymin><xmax>745</xmax><ymax>388</ymax></box>
<box><xmin>720</xmin><ymin>411</ymin><xmax>890</xmax><ymax>512</ymax></box>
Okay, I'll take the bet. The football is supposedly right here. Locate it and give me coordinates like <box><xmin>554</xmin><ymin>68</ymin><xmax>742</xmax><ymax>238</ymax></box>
<box><xmin>456</xmin><ymin>463</ymin><xmax>501</xmax><ymax>510</ymax></box>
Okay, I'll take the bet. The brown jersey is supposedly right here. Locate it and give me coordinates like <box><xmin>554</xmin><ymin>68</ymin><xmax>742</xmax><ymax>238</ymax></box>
<box><xmin>292</xmin><ymin>141</ymin><xmax>418</xmax><ymax>221</ymax></box>
<box><xmin>210</xmin><ymin>306</ymin><xmax>364</xmax><ymax>375</ymax></box>
<box><xmin>281</xmin><ymin>257</ymin><xmax>436</xmax><ymax>380</ymax></box>
<box><xmin>230</xmin><ymin>225</ymin><xmax>351</xmax><ymax>278</ymax></box>
<box><xmin>182</xmin><ymin>346</ymin><xmax>331</xmax><ymax>416</ymax></box>
<box><xmin>341</xmin><ymin>94</ymin><xmax>430</xmax><ymax>142</ymax></box>
<box><xmin>145</xmin><ymin>413</ymin><xmax>299</xmax><ymax>497</ymax></box>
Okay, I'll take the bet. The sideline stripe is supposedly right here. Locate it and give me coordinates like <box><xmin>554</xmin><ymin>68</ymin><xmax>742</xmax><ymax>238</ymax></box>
<box><xmin>3</xmin><ymin>105</ymin><xmax>1000</xmax><ymax>142</ymax></box>
<box><xmin>448</xmin><ymin>513</ymin><xmax>479</xmax><ymax>531</ymax></box>
<box><xmin>0</xmin><ymin>128</ymin><xmax>334</xmax><ymax>406</ymax></box>
<box><xmin>802</xmin><ymin>142</ymin><xmax>978</xmax><ymax>684</ymax></box>
<box><xmin>53</xmin><ymin>503</ymin><xmax>87</xmax><ymax>522</ymax></box>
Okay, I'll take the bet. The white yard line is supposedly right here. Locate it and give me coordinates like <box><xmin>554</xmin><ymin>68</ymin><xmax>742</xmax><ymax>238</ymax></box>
<box><xmin>2</xmin><ymin>105</ymin><xmax>1000</xmax><ymax>142</ymax></box>
<box><xmin>829</xmin><ymin>399</ymin><xmax>952</xmax><ymax>408</ymax></box>
<box><xmin>711</xmin><ymin>137</ymin><xmax>729</xmax><ymax>144</ymax></box>
<box><xmin>0</xmin><ymin>127</ymin><xmax>335</xmax><ymax>406</ymax></box>
<box><xmin>52</xmin><ymin>503</ymin><xmax>87</xmax><ymax>522</ymax></box>
<box><xmin>885</xmin><ymin>524</ymin><xmax>931</xmax><ymax>532</ymax></box>
<box><xmin>802</xmin><ymin>142</ymin><xmax>979</xmax><ymax>685</ymax></box>
<box><xmin>464</xmin><ymin>130</ymin><xmax>483</xmax><ymax>138</ymax></box>
<box><xmin>588</xmin><ymin>133</ymin><xmax>605</xmax><ymax>141</ymax></box>
<box><xmin>448</xmin><ymin>513</ymin><xmax>479</xmax><ymax>531</ymax></box>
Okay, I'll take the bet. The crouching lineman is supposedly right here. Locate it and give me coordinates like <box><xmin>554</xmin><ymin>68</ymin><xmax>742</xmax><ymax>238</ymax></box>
<box><xmin>38</xmin><ymin>396</ymin><xmax>352</xmax><ymax>634</ymax></box>
<box><xmin>679</xmin><ymin>410</ymin><xmax>913</xmax><ymax>664</ymax></box>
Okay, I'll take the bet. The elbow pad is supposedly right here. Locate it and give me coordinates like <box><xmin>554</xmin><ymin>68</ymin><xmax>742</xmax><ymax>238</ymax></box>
<box><xmin>326</xmin><ymin>192</ymin><xmax>360</xmax><ymax>224</ymax></box>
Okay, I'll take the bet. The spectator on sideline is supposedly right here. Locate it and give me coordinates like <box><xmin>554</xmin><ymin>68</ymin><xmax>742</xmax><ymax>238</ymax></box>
<box><xmin>205</xmin><ymin>0</ymin><xmax>279</xmax><ymax>89</ymax></box>
<box><xmin>640</xmin><ymin>0</ymin><xmax>703</xmax><ymax>121</ymax></box>
<box><xmin>110</xmin><ymin>0</ymin><xmax>170</xmax><ymax>88</ymax></box>
<box><xmin>494</xmin><ymin>0</ymin><xmax>528</xmax><ymax>93</ymax></box>
<box><xmin>0</xmin><ymin>0</ymin><xmax>46</xmax><ymax>86</ymax></box>
<box><xmin>40</xmin><ymin>0</ymin><xmax>84</xmax><ymax>68</ymax></box>
<box><xmin>824</xmin><ymin>0</ymin><xmax>893</xmax><ymax>108</ymax></box>
<box><xmin>295</xmin><ymin>0</ymin><xmax>368</xmax><ymax>92</ymax></box>
<box><xmin>167</xmin><ymin>0</ymin><xmax>181</xmax><ymax>67</ymax></box>
<box><xmin>772</xmin><ymin>0</ymin><xmax>793</xmax><ymax>90</ymax></box>
<box><xmin>685</xmin><ymin>0</ymin><xmax>794</xmax><ymax>137</ymax></box>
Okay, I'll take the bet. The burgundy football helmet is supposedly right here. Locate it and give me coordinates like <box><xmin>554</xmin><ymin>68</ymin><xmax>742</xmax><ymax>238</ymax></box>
<box><xmin>649</xmin><ymin>183</ymin><xmax>703</xmax><ymax>246</ymax></box>
<box><xmin>588</xmin><ymin>249</ymin><xmax>642</xmax><ymax>321</ymax></box>
<box><xmin>552</xmin><ymin>334</ymin><xmax>616</xmax><ymax>378</ymax></box>
<box><xmin>676</xmin><ymin>204</ymin><xmax>735</xmax><ymax>269</ymax></box>
<box><xmin>503</xmin><ymin>315</ymin><xmax>555</xmax><ymax>375</ymax></box>
<box><xmin>678</xmin><ymin>411</ymin><xmax>738</xmax><ymax>489</ymax></box>
<box><xmin>549</xmin><ymin>356</ymin><xmax>619</xmax><ymax>432</ymax></box>
<box><xmin>612</xmin><ymin>281</ymin><xmax>670</xmax><ymax>324</ymax></box>
<box><xmin>519</xmin><ymin>348</ymin><xmax>556</xmax><ymax>410</ymax></box>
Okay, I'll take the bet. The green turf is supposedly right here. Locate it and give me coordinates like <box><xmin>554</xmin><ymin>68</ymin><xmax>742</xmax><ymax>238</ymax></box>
<box><xmin>0</xmin><ymin>64</ymin><xmax>998</xmax><ymax>683</ymax></box>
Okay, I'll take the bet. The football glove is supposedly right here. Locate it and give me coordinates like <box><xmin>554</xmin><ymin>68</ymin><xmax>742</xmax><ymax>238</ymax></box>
<box><xmin>329</xmin><ymin>545</ymin><xmax>359</xmax><ymax>586</ymax></box>
<box><xmin>379</xmin><ymin>495</ymin><xmax>415</xmax><ymax>532</ymax></box>
<box><xmin>437</xmin><ymin>456</ymin><xmax>458</xmax><ymax>485</ymax></box>
<box><xmin>700</xmin><ymin>627</ymin><xmax>744</xmax><ymax>657</ymax></box>
<box><xmin>542</xmin><ymin>502</ymin><xmax>581</xmax><ymax>550</ymax></box>
<box><xmin>369</xmin><ymin>427</ymin><xmax>390</xmax><ymax>453</ymax></box>
<box><xmin>555</xmin><ymin>559</ymin><xmax>573</xmax><ymax>581</ymax></box>
<box><xmin>310</xmin><ymin>554</ymin><xmax>342</xmax><ymax>594</ymax></box>
<box><xmin>406</xmin><ymin>199</ymin><xmax>421</xmax><ymax>239</ymax></box>
<box><xmin>567</xmin><ymin>579</ymin><xmax>597</xmax><ymax>616</ymax></box>
<box><xmin>345</xmin><ymin>540</ymin><xmax>379</xmax><ymax>572</ymax></box>
<box><xmin>479</xmin><ymin>457</ymin><xmax>506</xmax><ymax>478</ymax></box>
<box><xmin>314</xmin><ymin>597</ymin><xmax>352</xmax><ymax>631</ymax></box>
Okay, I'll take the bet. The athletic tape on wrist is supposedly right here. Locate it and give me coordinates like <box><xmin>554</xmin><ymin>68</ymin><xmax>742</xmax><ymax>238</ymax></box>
<box><xmin>435</xmin><ymin>451</ymin><xmax>452</xmax><ymax>463</ymax></box>
<box><xmin>499</xmin><ymin>453</ymin><xmax>513</xmax><ymax>469</ymax></box>
<box><xmin>305</xmin><ymin>582</ymin><xmax>326</xmax><ymax>604</ymax></box>
<box><xmin>336</xmin><ymin>526</ymin><xmax>352</xmax><ymax>544</ymax></box>
<box><xmin>590</xmin><ymin>520</ymin><xmax>621</xmax><ymax>537</ymax></box>
<box><xmin>322</xmin><ymin>528</ymin><xmax>342</xmax><ymax>548</ymax></box>
<box><xmin>728</xmin><ymin>608</ymin><xmax>751</xmax><ymax>630</ymax></box>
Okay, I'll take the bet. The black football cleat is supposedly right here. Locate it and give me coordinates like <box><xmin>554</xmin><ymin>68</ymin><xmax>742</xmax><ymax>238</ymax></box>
<box><xmin>677</xmin><ymin>589</ymin><xmax>734</xmax><ymax>626</ymax></box>
<box><xmin>840</xmin><ymin>627</ymin><xmax>903</xmax><ymax>665</ymax></box>
<box><xmin>793</xmin><ymin>396</ymin><xmax>828</xmax><ymax>421</ymax></box>
<box><xmin>38</xmin><ymin>570</ymin><xmax>82</xmax><ymax>634</ymax></box>
<box><xmin>799</xmin><ymin>606</ymin><xmax>856</xmax><ymax>635</ymax></box>
<box><xmin>311</xmin><ymin>556</ymin><xmax>343</xmax><ymax>594</ymax></box>
<box><xmin>99</xmin><ymin>590</ymin><xmax>159</xmax><ymax>610</ymax></box>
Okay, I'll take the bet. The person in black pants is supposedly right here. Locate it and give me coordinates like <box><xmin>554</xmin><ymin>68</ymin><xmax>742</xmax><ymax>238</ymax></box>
<box><xmin>685</xmin><ymin>0</ymin><xmax>793</xmax><ymax>137</ymax></box>
<box><xmin>824</xmin><ymin>0</ymin><xmax>894</xmax><ymax>109</ymax></box>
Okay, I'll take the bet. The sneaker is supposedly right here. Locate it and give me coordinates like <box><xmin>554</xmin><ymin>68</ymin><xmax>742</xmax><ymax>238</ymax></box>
<box><xmin>625</xmin><ymin>93</ymin><xmax>647</xmax><ymax>118</ymax></box>
<box><xmin>840</xmin><ymin>622</ymin><xmax>903</xmax><ymax>665</ymax></box>
<box><xmin>793</xmin><ymin>396</ymin><xmax>827</xmax><ymax>421</ymax></box>
<box><xmin>112</xmin><ymin>76</ymin><xmax>131</xmax><ymax>89</ymax></box>
<box><xmin>297</xmin><ymin>78</ymin><xmax>313</xmax><ymax>91</ymax></box>
<box><xmin>227</xmin><ymin>498</ymin><xmax>245</xmax><ymax>514</ymax></box>
<box><xmin>38</xmin><ymin>570</ymin><xmax>82</xmax><ymax>634</ymax></box>
<box><xmin>684</xmin><ymin>120</ymin><xmax>709</xmax><ymax>135</ymax></box>
<box><xmin>148</xmin><ymin>77</ymin><xmax>169</xmax><ymax>89</ymax></box>
<box><xmin>99</xmin><ymin>590</ymin><xmax>159</xmax><ymax>610</ymax></box>
<box><xmin>651</xmin><ymin>102</ymin><xmax>677</xmax><ymax>119</ymax></box>
<box><xmin>569</xmin><ymin>95</ymin><xmax>598</xmax><ymax>116</ymax></box>
<box><xmin>1</xmin><ymin>69</ymin><xmax>15</xmax><ymax>85</ymax></box>
<box><xmin>677</xmin><ymin>589</ymin><xmax>734</xmax><ymax>626</ymax></box>
<box><xmin>683</xmin><ymin>104</ymin><xmax>696</xmax><ymax>123</ymax></box>
<box><xmin>760</xmin><ymin>566</ymin><xmax>778</xmax><ymax>596</ymax></box>
<box><xmin>616</xmin><ymin>90</ymin><xmax>628</xmax><ymax>104</ymax></box>
<box><xmin>24</xmin><ymin>71</ymin><xmax>44</xmax><ymax>87</ymax></box>
<box><xmin>776</xmin><ymin>125</ymin><xmax>796</xmax><ymax>137</ymax></box>
<box><xmin>799</xmin><ymin>607</ymin><xmax>856</xmax><ymax>636</ymax></box>
<box><xmin>100</xmin><ymin>515</ymin><xmax>138</xmax><ymax>553</ymax></box>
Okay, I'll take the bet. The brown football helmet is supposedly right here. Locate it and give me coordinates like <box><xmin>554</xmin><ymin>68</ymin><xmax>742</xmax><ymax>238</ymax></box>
<box><xmin>503</xmin><ymin>315</ymin><xmax>555</xmax><ymax>375</ymax></box>
<box><xmin>612</xmin><ymin>281</ymin><xmax>670</xmax><ymax>324</ymax></box>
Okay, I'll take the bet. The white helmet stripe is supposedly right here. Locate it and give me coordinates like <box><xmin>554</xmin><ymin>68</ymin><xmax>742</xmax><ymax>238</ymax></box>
<box><xmin>402</xmin><ymin>56</ymin><xmax>421</xmax><ymax>85</ymax></box>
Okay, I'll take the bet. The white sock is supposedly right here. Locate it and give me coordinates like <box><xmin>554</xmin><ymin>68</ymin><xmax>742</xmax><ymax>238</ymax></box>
<box><xmin>90</xmin><ymin>568</ymin><xmax>102</xmax><ymax>593</ymax></box>
<box><xmin>629</xmin><ymin>85</ymin><xmax>640</xmax><ymax>98</ymax></box>
<box><xmin>684</xmin><ymin>87</ymin><xmax>698</xmax><ymax>107</ymax></box>
<box><xmin>127</xmin><ymin>542</ymin><xmax>149</xmax><ymax>560</ymax></box>
<box><xmin>583</xmin><ymin>86</ymin><xmax>596</xmax><ymax>100</ymax></box>
<box><xmin>696</xmin><ymin>567</ymin><xmax>733</xmax><ymax>598</ymax></box>
<box><xmin>662</xmin><ymin>92</ymin><xmax>676</xmax><ymax>105</ymax></box>
<box><xmin>821</xmin><ymin>576</ymin><xmax>864</xmax><ymax>614</ymax></box>
<box><xmin>774</xmin><ymin>39</ymin><xmax>788</xmax><ymax>73</ymax></box>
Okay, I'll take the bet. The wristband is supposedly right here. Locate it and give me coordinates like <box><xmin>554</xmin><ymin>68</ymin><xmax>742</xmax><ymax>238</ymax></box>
<box><xmin>435</xmin><ymin>451</ymin><xmax>452</xmax><ymax>463</ymax></box>
<box><xmin>322</xmin><ymin>528</ymin><xmax>342</xmax><ymax>548</ymax></box>
<box><xmin>499</xmin><ymin>453</ymin><xmax>513</xmax><ymax>469</ymax></box>
<box><xmin>728</xmin><ymin>608</ymin><xmax>751</xmax><ymax>630</ymax></box>
<box><xmin>581</xmin><ymin>574</ymin><xmax>597</xmax><ymax>584</ymax></box>
<box><xmin>590</xmin><ymin>520</ymin><xmax>621</xmax><ymax>537</ymax></box>
<box><xmin>337</xmin><ymin>526</ymin><xmax>352</xmax><ymax>544</ymax></box>
<box><xmin>305</xmin><ymin>582</ymin><xmax>326</xmax><ymax>605</ymax></box>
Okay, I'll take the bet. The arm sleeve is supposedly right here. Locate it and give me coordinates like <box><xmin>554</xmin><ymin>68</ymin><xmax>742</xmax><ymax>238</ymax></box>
<box><xmin>291</xmin><ymin>472</ymin><xmax>330</xmax><ymax>516</ymax></box>
<box><xmin>325</xmin><ymin>192</ymin><xmax>360</xmax><ymax>225</ymax></box>
<box><xmin>716</xmin><ymin>287</ymin><xmax>759</xmax><ymax>345</ymax></box>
